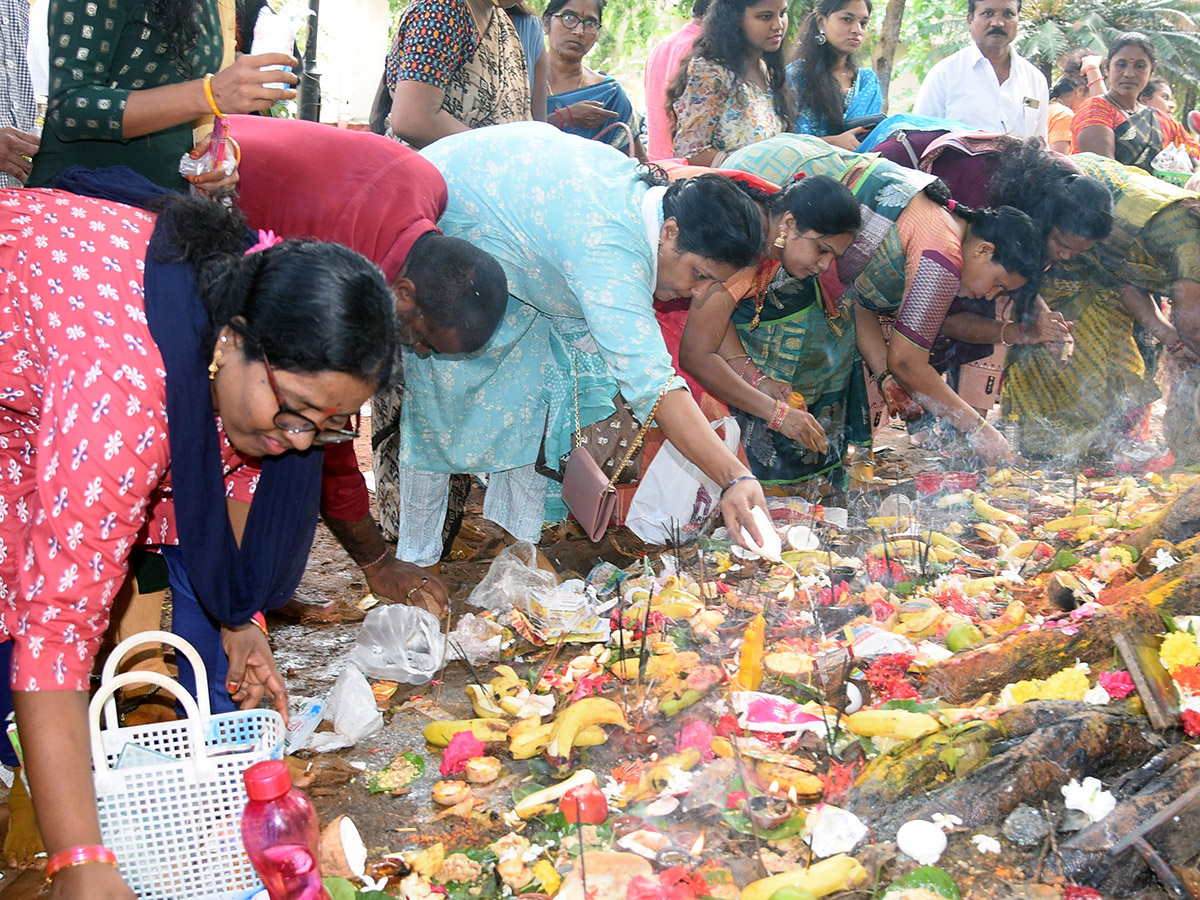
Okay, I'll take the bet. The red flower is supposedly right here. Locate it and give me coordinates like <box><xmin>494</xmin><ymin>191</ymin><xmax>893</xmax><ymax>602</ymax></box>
<box><xmin>677</xmin><ymin>719</ymin><xmax>716</xmax><ymax>759</ymax></box>
<box><xmin>1172</xmin><ymin>667</ymin><xmax>1200</xmax><ymax>697</ymax></box>
<box><xmin>627</xmin><ymin>867</ymin><xmax>707</xmax><ymax>900</ymax></box>
<box><xmin>726</xmin><ymin>790</ymin><xmax>748</xmax><ymax>809</ymax></box>
<box><xmin>1098</xmin><ymin>670</ymin><xmax>1136</xmax><ymax>699</ymax></box>
<box><xmin>714</xmin><ymin>713</ymin><xmax>741</xmax><ymax>737</ymax></box>
<box><xmin>1182</xmin><ymin>708</ymin><xmax>1200</xmax><ymax>738</ymax></box>
<box><xmin>1064</xmin><ymin>886</ymin><xmax>1103</xmax><ymax>900</ymax></box>
<box><xmin>818</xmin><ymin>759</ymin><xmax>863</xmax><ymax>803</ymax></box>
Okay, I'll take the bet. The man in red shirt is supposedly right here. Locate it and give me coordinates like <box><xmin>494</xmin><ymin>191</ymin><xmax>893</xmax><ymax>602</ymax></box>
<box><xmin>233</xmin><ymin>115</ymin><xmax>507</xmax><ymax>614</ymax></box>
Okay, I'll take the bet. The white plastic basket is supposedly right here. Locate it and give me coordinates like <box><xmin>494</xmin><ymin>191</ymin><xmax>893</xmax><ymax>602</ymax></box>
<box><xmin>89</xmin><ymin>631</ymin><xmax>285</xmax><ymax>900</ymax></box>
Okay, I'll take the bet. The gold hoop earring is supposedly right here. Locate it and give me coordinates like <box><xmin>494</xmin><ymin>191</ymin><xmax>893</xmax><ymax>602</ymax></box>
<box><xmin>774</xmin><ymin>228</ymin><xmax>787</xmax><ymax>250</ymax></box>
<box><xmin>208</xmin><ymin>348</ymin><xmax>223</xmax><ymax>382</ymax></box>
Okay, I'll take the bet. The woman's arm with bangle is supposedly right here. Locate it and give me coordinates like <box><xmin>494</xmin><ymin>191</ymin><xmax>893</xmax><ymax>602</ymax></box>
<box><xmin>678</xmin><ymin>285</ymin><xmax>787</xmax><ymax>423</ymax></box>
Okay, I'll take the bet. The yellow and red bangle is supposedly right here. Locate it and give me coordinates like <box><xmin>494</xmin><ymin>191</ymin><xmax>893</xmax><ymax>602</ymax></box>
<box><xmin>251</xmin><ymin>611</ymin><xmax>268</xmax><ymax>637</ymax></box>
<box><xmin>46</xmin><ymin>845</ymin><xmax>117</xmax><ymax>880</ymax></box>
<box><xmin>767</xmin><ymin>400</ymin><xmax>788</xmax><ymax>432</ymax></box>
<box><xmin>203</xmin><ymin>73</ymin><xmax>226</xmax><ymax>119</ymax></box>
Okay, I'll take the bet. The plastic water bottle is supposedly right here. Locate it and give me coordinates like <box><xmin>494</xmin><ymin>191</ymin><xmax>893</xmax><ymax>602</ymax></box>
<box><xmin>241</xmin><ymin>760</ymin><xmax>332</xmax><ymax>900</ymax></box>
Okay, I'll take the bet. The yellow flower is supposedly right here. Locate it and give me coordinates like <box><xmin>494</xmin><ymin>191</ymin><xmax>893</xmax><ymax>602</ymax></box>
<box><xmin>533</xmin><ymin>859</ymin><xmax>561</xmax><ymax>895</ymax></box>
<box><xmin>1043</xmin><ymin>668</ymin><xmax>1089</xmax><ymax>701</ymax></box>
<box><xmin>1160</xmin><ymin>631</ymin><xmax>1200</xmax><ymax>673</ymax></box>
<box><xmin>1006</xmin><ymin>679</ymin><xmax>1043</xmax><ymax>704</ymax></box>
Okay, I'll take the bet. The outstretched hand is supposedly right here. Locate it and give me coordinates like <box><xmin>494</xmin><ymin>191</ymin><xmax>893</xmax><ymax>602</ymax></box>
<box><xmin>222</xmin><ymin>623</ymin><xmax>288</xmax><ymax>722</ymax></box>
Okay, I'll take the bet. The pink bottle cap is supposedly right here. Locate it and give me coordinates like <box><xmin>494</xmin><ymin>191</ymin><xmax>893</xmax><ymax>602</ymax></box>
<box><xmin>244</xmin><ymin>759</ymin><xmax>293</xmax><ymax>801</ymax></box>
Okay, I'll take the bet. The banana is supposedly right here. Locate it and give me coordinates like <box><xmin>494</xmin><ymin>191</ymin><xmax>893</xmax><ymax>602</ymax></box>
<box><xmin>866</xmin><ymin>515</ymin><xmax>916</xmax><ymax>532</ymax></box>
<box><xmin>936</xmin><ymin>491</ymin><xmax>974</xmax><ymax>509</ymax></box>
<box><xmin>509</xmin><ymin>722</ymin><xmax>610</xmax><ymax>760</ymax></box>
<box><xmin>960</xmin><ymin>576</ymin><xmax>1009</xmax><ymax>596</ymax></box>
<box><xmin>513</xmin><ymin>769</ymin><xmax>598</xmax><ymax>819</ymax></box>
<box><xmin>867</xmin><ymin>539</ymin><xmax>956</xmax><ymax>563</ymax></box>
<box><xmin>843</xmin><ymin>709</ymin><xmax>941</xmax><ymax>741</ymax></box>
<box><xmin>740</xmin><ymin>854</ymin><xmax>868</xmax><ymax>900</ymax></box>
<box><xmin>547</xmin><ymin>696</ymin><xmax>630</xmax><ymax>759</ymax></box>
<box><xmin>1041</xmin><ymin>513</ymin><xmax>1115</xmax><ymax>532</ymax></box>
<box><xmin>465</xmin><ymin>684</ymin><xmax>508</xmax><ymax>719</ymax></box>
<box><xmin>973</xmin><ymin>494</ymin><xmax>1024</xmax><ymax>526</ymax></box>
<box><xmin>1001</xmin><ymin>539</ymin><xmax>1052</xmax><ymax>562</ymax></box>
<box><xmin>921</xmin><ymin>530</ymin><xmax>969</xmax><ymax>554</ymax></box>
<box><xmin>507</xmin><ymin>716</ymin><xmax>544</xmax><ymax>740</ymax></box>
<box><xmin>423</xmin><ymin>718</ymin><xmax>510</xmax><ymax>747</ymax></box>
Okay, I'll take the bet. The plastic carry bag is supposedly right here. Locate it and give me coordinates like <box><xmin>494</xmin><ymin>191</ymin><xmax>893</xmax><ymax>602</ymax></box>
<box><xmin>625</xmin><ymin>417</ymin><xmax>741</xmax><ymax>545</ymax></box>
<box><xmin>350</xmin><ymin>604</ymin><xmax>445</xmax><ymax>683</ymax></box>
<box><xmin>466</xmin><ymin>540</ymin><xmax>558</xmax><ymax>613</ymax></box>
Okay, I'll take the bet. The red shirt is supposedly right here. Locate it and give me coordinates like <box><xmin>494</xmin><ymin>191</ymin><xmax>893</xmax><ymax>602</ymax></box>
<box><xmin>0</xmin><ymin>189</ymin><xmax>259</xmax><ymax>689</ymax></box>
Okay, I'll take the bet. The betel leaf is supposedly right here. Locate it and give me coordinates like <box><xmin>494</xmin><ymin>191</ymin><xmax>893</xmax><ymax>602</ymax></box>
<box><xmin>368</xmin><ymin>751</ymin><xmax>424</xmax><ymax>794</ymax></box>
<box><xmin>720</xmin><ymin>808</ymin><xmax>807</xmax><ymax>841</ymax></box>
<box><xmin>881</xmin><ymin>865</ymin><xmax>961</xmax><ymax>899</ymax></box>
<box><xmin>879</xmin><ymin>698</ymin><xmax>939</xmax><ymax>714</ymax></box>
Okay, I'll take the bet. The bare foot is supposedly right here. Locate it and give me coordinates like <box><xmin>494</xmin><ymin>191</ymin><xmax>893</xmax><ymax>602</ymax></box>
<box><xmin>3</xmin><ymin>770</ymin><xmax>45</xmax><ymax>868</ymax></box>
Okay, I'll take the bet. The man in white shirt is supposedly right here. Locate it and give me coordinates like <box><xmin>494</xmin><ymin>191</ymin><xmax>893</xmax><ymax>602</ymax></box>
<box><xmin>913</xmin><ymin>0</ymin><xmax>1048</xmax><ymax>138</ymax></box>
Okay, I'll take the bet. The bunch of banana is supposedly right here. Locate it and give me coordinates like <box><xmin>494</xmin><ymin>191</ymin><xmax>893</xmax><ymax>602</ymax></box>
<box><xmin>507</xmin><ymin>718</ymin><xmax>609</xmax><ymax>759</ymax></box>
<box><xmin>1039</xmin><ymin>512</ymin><xmax>1115</xmax><ymax>533</ymax></box>
<box><xmin>1000</xmin><ymin>539</ymin><xmax>1053</xmax><ymax>563</ymax></box>
<box><xmin>739</xmin><ymin>854</ymin><xmax>868</xmax><ymax>900</ymax></box>
<box><xmin>464</xmin><ymin>664</ymin><xmax>534</xmax><ymax>718</ymax></box>
<box><xmin>533</xmin><ymin>696</ymin><xmax>629</xmax><ymax>760</ymax></box>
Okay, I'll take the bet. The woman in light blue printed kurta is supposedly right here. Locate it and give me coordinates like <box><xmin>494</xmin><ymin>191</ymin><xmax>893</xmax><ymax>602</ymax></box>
<box><xmin>397</xmin><ymin>122</ymin><xmax>768</xmax><ymax>563</ymax></box>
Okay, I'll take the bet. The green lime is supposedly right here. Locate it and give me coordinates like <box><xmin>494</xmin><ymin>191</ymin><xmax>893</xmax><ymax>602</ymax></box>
<box><xmin>769</xmin><ymin>888</ymin><xmax>818</xmax><ymax>900</ymax></box>
<box><xmin>946</xmin><ymin>622</ymin><xmax>985</xmax><ymax>653</ymax></box>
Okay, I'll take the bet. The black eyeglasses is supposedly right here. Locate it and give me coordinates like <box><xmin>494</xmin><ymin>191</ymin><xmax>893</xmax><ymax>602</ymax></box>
<box><xmin>262</xmin><ymin>355</ymin><xmax>359</xmax><ymax>445</ymax></box>
<box><xmin>552</xmin><ymin>11</ymin><xmax>602</xmax><ymax>33</ymax></box>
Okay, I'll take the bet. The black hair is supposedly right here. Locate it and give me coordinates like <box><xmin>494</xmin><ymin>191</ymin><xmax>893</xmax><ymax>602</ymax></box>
<box><xmin>790</xmin><ymin>0</ymin><xmax>873</xmax><ymax>134</ymax></box>
<box><xmin>406</xmin><ymin>233</ymin><xmax>509</xmax><ymax>354</ymax></box>
<box><xmin>987</xmin><ymin>136</ymin><xmax>1113</xmax><ymax>242</ymax></box>
<box><xmin>692</xmin><ymin>0</ymin><xmax>713</xmax><ymax>18</ymax></box>
<box><xmin>151</xmin><ymin>196</ymin><xmax>398</xmax><ymax>389</ymax></box>
<box><xmin>1050</xmin><ymin>73</ymin><xmax>1085</xmax><ymax>101</ymax></box>
<box><xmin>1139</xmin><ymin>77</ymin><xmax>1171</xmax><ymax>103</ymax></box>
<box><xmin>543</xmin><ymin>0</ymin><xmax>605</xmax><ymax>22</ymax></box>
<box><xmin>665</xmin><ymin>0</ymin><xmax>795</xmax><ymax>137</ymax></box>
<box><xmin>770</xmin><ymin>174</ymin><xmax>861</xmax><ymax>236</ymax></box>
<box><xmin>959</xmin><ymin>205</ymin><xmax>1045</xmax><ymax>288</ymax></box>
<box><xmin>663</xmin><ymin>173</ymin><xmax>765</xmax><ymax>269</ymax></box>
<box><xmin>152</xmin><ymin>0</ymin><xmax>202</xmax><ymax>75</ymax></box>
<box><xmin>1107</xmin><ymin>31</ymin><xmax>1156</xmax><ymax>69</ymax></box>
<box><xmin>967</xmin><ymin>0</ymin><xmax>1021</xmax><ymax>16</ymax></box>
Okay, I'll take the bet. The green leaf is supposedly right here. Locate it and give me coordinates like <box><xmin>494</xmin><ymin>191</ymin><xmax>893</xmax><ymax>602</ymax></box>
<box><xmin>322</xmin><ymin>878</ymin><xmax>358</xmax><ymax>900</ymax></box>
<box><xmin>892</xmin><ymin>580</ymin><xmax>916</xmax><ymax>596</ymax></box>
<box><xmin>368</xmin><ymin>750</ymin><xmax>425</xmax><ymax>794</ymax></box>
<box><xmin>882</xmin><ymin>865</ymin><xmax>962</xmax><ymax>899</ymax></box>
<box><xmin>513</xmin><ymin>781</ymin><xmax>547</xmax><ymax>805</ymax></box>
<box><xmin>939</xmin><ymin>745</ymin><xmax>966</xmax><ymax>772</ymax></box>
<box><xmin>720</xmin><ymin>808</ymin><xmax>808</xmax><ymax>840</ymax></box>
<box><xmin>880</xmin><ymin>697</ymin><xmax>939</xmax><ymax>714</ymax></box>
<box><xmin>1047</xmin><ymin>550</ymin><xmax>1080</xmax><ymax>572</ymax></box>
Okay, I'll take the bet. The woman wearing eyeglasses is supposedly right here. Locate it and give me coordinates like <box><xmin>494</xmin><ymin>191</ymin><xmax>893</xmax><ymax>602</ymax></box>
<box><xmin>543</xmin><ymin>0</ymin><xmax>646</xmax><ymax>159</ymax></box>
<box><xmin>0</xmin><ymin>183</ymin><xmax>397</xmax><ymax>900</ymax></box>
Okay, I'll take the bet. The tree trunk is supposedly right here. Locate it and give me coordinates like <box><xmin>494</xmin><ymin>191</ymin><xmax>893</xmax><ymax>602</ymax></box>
<box><xmin>871</xmin><ymin>0</ymin><xmax>906</xmax><ymax>110</ymax></box>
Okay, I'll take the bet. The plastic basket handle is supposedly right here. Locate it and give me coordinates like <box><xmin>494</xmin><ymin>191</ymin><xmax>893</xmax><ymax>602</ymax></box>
<box><xmin>100</xmin><ymin>630</ymin><xmax>211</xmax><ymax>727</ymax></box>
<box><xmin>89</xmin><ymin>670</ymin><xmax>214</xmax><ymax>781</ymax></box>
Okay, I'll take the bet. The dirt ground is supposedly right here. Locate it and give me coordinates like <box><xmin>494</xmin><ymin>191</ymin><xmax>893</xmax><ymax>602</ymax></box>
<box><xmin>0</xmin><ymin>407</ymin><xmax>1186</xmax><ymax>899</ymax></box>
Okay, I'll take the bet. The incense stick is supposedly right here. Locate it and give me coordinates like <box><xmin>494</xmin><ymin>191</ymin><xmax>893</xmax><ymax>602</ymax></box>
<box><xmin>730</xmin><ymin>735</ymin><xmax>770</xmax><ymax>879</ymax></box>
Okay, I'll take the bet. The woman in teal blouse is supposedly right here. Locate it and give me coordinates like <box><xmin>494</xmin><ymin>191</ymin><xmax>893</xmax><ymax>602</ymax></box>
<box><xmin>29</xmin><ymin>0</ymin><xmax>296</xmax><ymax>192</ymax></box>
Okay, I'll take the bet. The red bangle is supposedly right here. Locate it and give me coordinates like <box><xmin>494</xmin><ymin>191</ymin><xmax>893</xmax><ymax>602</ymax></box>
<box><xmin>751</xmin><ymin>371</ymin><xmax>767</xmax><ymax>388</ymax></box>
<box><xmin>251</xmin><ymin>611</ymin><xmax>268</xmax><ymax>637</ymax></box>
<box><xmin>46</xmin><ymin>845</ymin><xmax>118</xmax><ymax>879</ymax></box>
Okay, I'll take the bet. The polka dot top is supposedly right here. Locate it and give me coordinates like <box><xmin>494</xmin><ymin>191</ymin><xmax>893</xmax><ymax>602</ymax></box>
<box><xmin>28</xmin><ymin>0</ymin><xmax>223</xmax><ymax>191</ymax></box>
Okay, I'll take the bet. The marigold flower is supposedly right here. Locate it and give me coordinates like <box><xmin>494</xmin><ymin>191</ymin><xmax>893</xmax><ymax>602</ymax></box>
<box><xmin>1160</xmin><ymin>631</ymin><xmax>1200</xmax><ymax>673</ymax></box>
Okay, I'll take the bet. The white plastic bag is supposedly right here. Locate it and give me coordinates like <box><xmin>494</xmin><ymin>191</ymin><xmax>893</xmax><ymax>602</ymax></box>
<box><xmin>350</xmin><ymin>604</ymin><xmax>445</xmax><ymax>683</ymax></box>
<box><xmin>625</xmin><ymin>417</ymin><xmax>740</xmax><ymax>545</ymax></box>
<box><xmin>466</xmin><ymin>541</ymin><xmax>558</xmax><ymax>613</ymax></box>
<box><xmin>287</xmin><ymin>667</ymin><xmax>384</xmax><ymax>753</ymax></box>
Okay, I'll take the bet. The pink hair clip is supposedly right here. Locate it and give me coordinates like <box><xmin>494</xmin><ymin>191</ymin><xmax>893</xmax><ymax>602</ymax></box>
<box><xmin>245</xmin><ymin>229</ymin><xmax>283</xmax><ymax>255</ymax></box>
<box><xmin>946</xmin><ymin>199</ymin><xmax>957</xmax><ymax>211</ymax></box>
<box><xmin>791</xmin><ymin>172</ymin><xmax>807</xmax><ymax>182</ymax></box>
